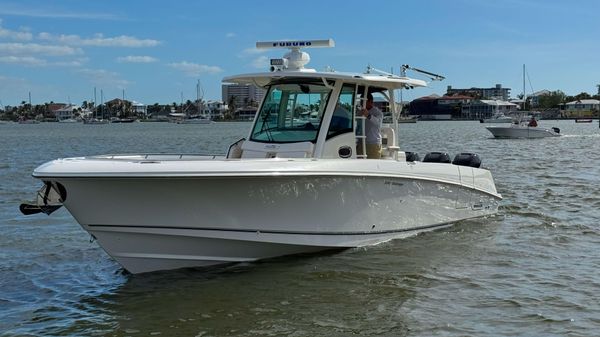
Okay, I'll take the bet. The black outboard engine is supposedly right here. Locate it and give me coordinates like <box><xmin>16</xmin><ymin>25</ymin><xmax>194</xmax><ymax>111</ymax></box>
<box><xmin>405</xmin><ymin>151</ymin><xmax>420</xmax><ymax>162</ymax></box>
<box><xmin>422</xmin><ymin>152</ymin><xmax>451</xmax><ymax>163</ymax></box>
<box><xmin>452</xmin><ymin>153</ymin><xmax>482</xmax><ymax>168</ymax></box>
<box><xmin>552</xmin><ymin>127</ymin><xmax>560</xmax><ymax>134</ymax></box>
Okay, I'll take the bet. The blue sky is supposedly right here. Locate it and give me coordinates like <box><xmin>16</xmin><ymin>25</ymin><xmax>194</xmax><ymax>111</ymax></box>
<box><xmin>1</xmin><ymin>0</ymin><xmax>599</xmax><ymax>106</ymax></box>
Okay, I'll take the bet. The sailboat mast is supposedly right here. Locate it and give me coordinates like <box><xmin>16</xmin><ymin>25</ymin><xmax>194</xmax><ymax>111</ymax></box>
<box><xmin>522</xmin><ymin>64</ymin><xmax>526</xmax><ymax>111</ymax></box>
<box><xmin>180</xmin><ymin>91</ymin><xmax>185</xmax><ymax>117</ymax></box>
<box><xmin>197</xmin><ymin>80</ymin><xmax>200</xmax><ymax>114</ymax></box>
<box><xmin>122</xmin><ymin>89</ymin><xmax>125</xmax><ymax>117</ymax></box>
<box><xmin>94</xmin><ymin>87</ymin><xmax>97</xmax><ymax>118</ymax></box>
<box><xmin>100</xmin><ymin>89</ymin><xmax>104</xmax><ymax>119</ymax></box>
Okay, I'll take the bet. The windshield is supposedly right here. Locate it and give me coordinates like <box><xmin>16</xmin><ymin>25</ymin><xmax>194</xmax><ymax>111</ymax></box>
<box><xmin>250</xmin><ymin>82</ymin><xmax>332</xmax><ymax>143</ymax></box>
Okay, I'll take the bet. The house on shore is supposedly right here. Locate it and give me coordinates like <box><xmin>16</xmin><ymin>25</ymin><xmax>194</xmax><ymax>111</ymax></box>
<box><xmin>409</xmin><ymin>95</ymin><xmax>520</xmax><ymax>120</ymax></box>
<box><xmin>465</xmin><ymin>100</ymin><xmax>519</xmax><ymax>120</ymax></box>
<box><xmin>408</xmin><ymin>95</ymin><xmax>473</xmax><ymax>120</ymax></box>
<box><xmin>562</xmin><ymin>99</ymin><xmax>600</xmax><ymax>118</ymax></box>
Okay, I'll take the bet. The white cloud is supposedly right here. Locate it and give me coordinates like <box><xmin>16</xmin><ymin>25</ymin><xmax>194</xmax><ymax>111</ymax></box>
<box><xmin>0</xmin><ymin>54</ymin><xmax>86</xmax><ymax>67</ymax></box>
<box><xmin>77</xmin><ymin>68</ymin><xmax>130</xmax><ymax>88</ymax></box>
<box><xmin>38</xmin><ymin>32</ymin><xmax>161</xmax><ymax>47</ymax></box>
<box><xmin>0</xmin><ymin>5</ymin><xmax>121</xmax><ymax>20</ymax></box>
<box><xmin>241</xmin><ymin>47</ymin><xmax>267</xmax><ymax>56</ymax></box>
<box><xmin>0</xmin><ymin>55</ymin><xmax>46</xmax><ymax>66</ymax></box>
<box><xmin>0</xmin><ymin>20</ymin><xmax>32</xmax><ymax>41</ymax></box>
<box><xmin>54</xmin><ymin>58</ymin><xmax>87</xmax><ymax>67</ymax></box>
<box><xmin>117</xmin><ymin>55</ymin><xmax>158</xmax><ymax>63</ymax></box>
<box><xmin>251</xmin><ymin>56</ymin><xmax>269</xmax><ymax>69</ymax></box>
<box><xmin>0</xmin><ymin>42</ymin><xmax>82</xmax><ymax>56</ymax></box>
<box><xmin>168</xmin><ymin>61</ymin><xmax>223</xmax><ymax>76</ymax></box>
<box><xmin>0</xmin><ymin>21</ymin><xmax>83</xmax><ymax>67</ymax></box>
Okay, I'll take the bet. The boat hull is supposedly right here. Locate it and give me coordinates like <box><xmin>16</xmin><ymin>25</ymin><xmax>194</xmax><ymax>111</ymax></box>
<box><xmin>34</xmin><ymin>157</ymin><xmax>500</xmax><ymax>273</ymax></box>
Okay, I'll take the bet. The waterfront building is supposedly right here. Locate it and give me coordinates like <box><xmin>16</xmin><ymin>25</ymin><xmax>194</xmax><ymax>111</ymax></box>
<box><xmin>199</xmin><ymin>100</ymin><xmax>227</xmax><ymax>119</ymax></box>
<box><xmin>509</xmin><ymin>98</ymin><xmax>525</xmax><ymax>108</ymax></box>
<box><xmin>131</xmin><ymin>101</ymin><xmax>147</xmax><ymax>116</ymax></box>
<box><xmin>221</xmin><ymin>84</ymin><xmax>266</xmax><ymax>108</ymax></box>
<box><xmin>464</xmin><ymin>100</ymin><xmax>518</xmax><ymax>120</ymax></box>
<box><xmin>408</xmin><ymin>95</ymin><xmax>473</xmax><ymax>120</ymax></box>
<box><xmin>409</xmin><ymin>94</ymin><xmax>520</xmax><ymax>120</ymax></box>
<box><xmin>235</xmin><ymin>107</ymin><xmax>258</xmax><ymax>120</ymax></box>
<box><xmin>446</xmin><ymin>84</ymin><xmax>511</xmax><ymax>101</ymax></box>
<box><xmin>528</xmin><ymin>90</ymin><xmax>551</xmax><ymax>107</ymax></box>
<box><xmin>54</xmin><ymin>104</ymin><xmax>90</xmax><ymax>121</ymax></box>
<box><xmin>563</xmin><ymin>99</ymin><xmax>600</xmax><ymax>117</ymax></box>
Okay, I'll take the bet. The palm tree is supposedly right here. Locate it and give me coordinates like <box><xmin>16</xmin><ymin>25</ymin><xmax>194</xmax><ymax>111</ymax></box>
<box><xmin>226</xmin><ymin>95</ymin><xmax>237</xmax><ymax>120</ymax></box>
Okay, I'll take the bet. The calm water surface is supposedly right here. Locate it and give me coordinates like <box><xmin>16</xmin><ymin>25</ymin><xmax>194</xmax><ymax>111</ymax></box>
<box><xmin>1</xmin><ymin>120</ymin><xmax>599</xmax><ymax>336</ymax></box>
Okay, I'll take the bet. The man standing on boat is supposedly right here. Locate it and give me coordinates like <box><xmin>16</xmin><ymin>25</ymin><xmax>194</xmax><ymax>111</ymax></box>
<box><xmin>528</xmin><ymin>116</ymin><xmax>538</xmax><ymax>127</ymax></box>
<box><xmin>359</xmin><ymin>93</ymin><xmax>383</xmax><ymax>159</ymax></box>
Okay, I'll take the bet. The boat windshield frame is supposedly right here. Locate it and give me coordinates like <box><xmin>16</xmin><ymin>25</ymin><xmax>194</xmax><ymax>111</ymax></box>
<box><xmin>249</xmin><ymin>79</ymin><xmax>334</xmax><ymax>144</ymax></box>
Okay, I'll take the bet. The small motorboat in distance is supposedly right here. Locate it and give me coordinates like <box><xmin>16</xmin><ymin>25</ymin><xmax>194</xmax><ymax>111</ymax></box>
<box><xmin>485</xmin><ymin>117</ymin><xmax>561</xmax><ymax>138</ymax></box>
<box><xmin>24</xmin><ymin>39</ymin><xmax>502</xmax><ymax>274</ymax></box>
<box><xmin>486</xmin><ymin>65</ymin><xmax>561</xmax><ymax>139</ymax></box>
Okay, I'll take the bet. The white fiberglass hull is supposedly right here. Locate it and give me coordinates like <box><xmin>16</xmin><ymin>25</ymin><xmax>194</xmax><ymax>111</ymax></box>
<box><xmin>34</xmin><ymin>156</ymin><xmax>501</xmax><ymax>273</ymax></box>
<box><xmin>486</xmin><ymin>125</ymin><xmax>560</xmax><ymax>138</ymax></box>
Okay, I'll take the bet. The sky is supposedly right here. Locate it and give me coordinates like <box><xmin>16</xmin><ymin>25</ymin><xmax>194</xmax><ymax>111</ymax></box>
<box><xmin>0</xmin><ymin>0</ymin><xmax>599</xmax><ymax>107</ymax></box>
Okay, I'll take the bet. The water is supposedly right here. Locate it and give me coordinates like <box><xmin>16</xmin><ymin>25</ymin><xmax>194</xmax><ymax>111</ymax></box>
<box><xmin>1</xmin><ymin>120</ymin><xmax>599</xmax><ymax>336</ymax></box>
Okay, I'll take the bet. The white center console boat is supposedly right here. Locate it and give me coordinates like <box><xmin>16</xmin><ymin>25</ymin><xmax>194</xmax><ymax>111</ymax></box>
<box><xmin>25</xmin><ymin>39</ymin><xmax>502</xmax><ymax>273</ymax></box>
<box><xmin>485</xmin><ymin>122</ymin><xmax>561</xmax><ymax>138</ymax></box>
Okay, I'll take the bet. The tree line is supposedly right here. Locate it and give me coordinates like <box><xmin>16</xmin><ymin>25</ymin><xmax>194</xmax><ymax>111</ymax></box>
<box><xmin>530</xmin><ymin>91</ymin><xmax>600</xmax><ymax>110</ymax></box>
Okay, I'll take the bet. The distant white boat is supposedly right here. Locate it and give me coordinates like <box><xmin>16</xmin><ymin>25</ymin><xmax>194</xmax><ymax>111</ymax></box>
<box><xmin>110</xmin><ymin>118</ymin><xmax>136</xmax><ymax>123</ymax></box>
<box><xmin>83</xmin><ymin>118</ymin><xmax>109</xmax><ymax>125</ymax></box>
<box><xmin>58</xmin><ymin>118</ymin><xmax>79</xmax><ymax>123</ymax></box>
<box><xmin>485</xmin><ymin>65</ymin><xmax>560</xmax><ymax>138</ymax></box>
<box><xmin>176</xmin><ymin>117</ymin><xmax>212</xmax><ymax>124</ymax></box>
<box><xmin>18</xmin><ymin>119</ymin><xmax>40</xmax><ymax>124</ymax></box>
<box><xmin>486</xmin><ymin>122</ymin><xmax>561</xmax><ymax>138</ymax></box>
<box><xmin>397</xmin><ymin>116</ymin><xmax>417</xmax><ymax>123</ymax></box>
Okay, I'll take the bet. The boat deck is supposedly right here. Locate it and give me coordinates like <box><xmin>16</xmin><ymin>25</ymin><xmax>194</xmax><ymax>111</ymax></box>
<box><xmin>89</xmin><ymin>153</ymin><xmax>226</xmax><ymax>161</ymax></box>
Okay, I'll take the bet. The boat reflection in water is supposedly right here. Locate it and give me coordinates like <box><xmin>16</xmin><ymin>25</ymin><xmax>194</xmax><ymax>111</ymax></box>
<box><xmin>25</xmin><ymin>39</ymin><xmax>502</xmax><ymax>274</ymax></box>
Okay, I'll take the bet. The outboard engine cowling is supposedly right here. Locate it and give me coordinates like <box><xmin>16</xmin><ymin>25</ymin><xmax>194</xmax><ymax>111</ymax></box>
<box><xmin>423</xmin><ymin>152</ymin><xmax>451</xmax><ymax>163</ymax></box>
<box><xmin>405</xmin><ymin>151</ymin><xmax>420</xmax><ymax>162</ymax></box>
<box><xmin>452</xmin><ymin>152</ymin><xmax>482</xmax><ymax>168</ymax></box>
<box><xmin>552</xmin><ymin>127</ymin><xmax>560</xmax><ymax>134</ymax></box>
